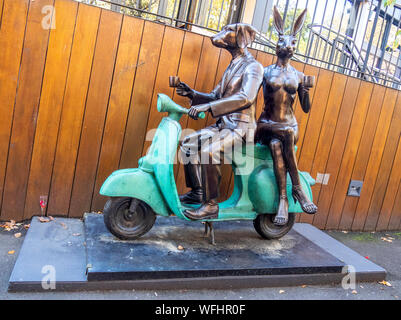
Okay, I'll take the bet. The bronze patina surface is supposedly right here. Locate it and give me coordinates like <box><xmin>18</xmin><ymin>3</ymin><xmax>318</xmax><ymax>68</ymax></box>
<box><xmin>176</xmin><ymin>23</ymin><xmax>264</xmax><ymax>221</ymax></box>
<box><xmin>255</xmin><ymin>7</ymin><xmax>318</xmax><ymax>226</ymax></box>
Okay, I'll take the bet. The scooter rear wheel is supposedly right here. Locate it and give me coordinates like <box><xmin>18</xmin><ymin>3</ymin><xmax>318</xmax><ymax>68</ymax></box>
<box><xmin>253</xmin><ymin>213</ymin><xmax>295</xmax><ymax>240</ymax></box>
<box><xmin>103</xmin><ymin>197</ymin><xmax>156</xmax><ymax>240</ymax></box>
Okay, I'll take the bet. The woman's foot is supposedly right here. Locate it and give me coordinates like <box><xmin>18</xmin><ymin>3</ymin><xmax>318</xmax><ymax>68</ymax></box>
<box><xmin>292</xmin><ymin>185</ymin><xmax>317</xmax><ymax>214</ymax></box>
<box><xmin>273</xmin><ymin>196</ymin><xmax>289</xmax><ymax>226</ymax></box>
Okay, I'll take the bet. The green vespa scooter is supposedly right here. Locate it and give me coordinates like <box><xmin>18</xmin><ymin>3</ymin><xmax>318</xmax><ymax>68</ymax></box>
<box><xmin>100</xmin><ymin>93</ymin><xmax>315</xmax><ymax>243</ymax></box>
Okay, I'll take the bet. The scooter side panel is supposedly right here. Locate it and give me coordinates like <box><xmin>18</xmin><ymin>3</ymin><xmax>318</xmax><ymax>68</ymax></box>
<box><xmin>248</xmin><ymin>164</ymin><xmax>314</xmax><ymax>214</ymax></box>
<box><xmin>99</xmin><ymin>168</ymin><xmax>170</xmax><ymax>216</ymax></box>
<box><xmin>151</xmin><ymin>117</ymin><xmax>186</xmax><ymax>219</ymax></box>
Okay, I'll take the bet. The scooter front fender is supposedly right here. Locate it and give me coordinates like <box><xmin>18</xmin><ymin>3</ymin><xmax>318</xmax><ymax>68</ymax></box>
<box><xmin>100</xmin><ymin>168</ymin><xmax>170</xmax><ymax>217</ymax></box>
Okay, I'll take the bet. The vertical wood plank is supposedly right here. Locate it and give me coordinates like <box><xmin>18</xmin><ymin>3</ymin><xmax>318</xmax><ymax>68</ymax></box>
<box><xmin>141</xmin><ymin>26</ymin><xmax>185</xmax><ymax>158</ymax></box>
<box><xmin>0</xmin><ymin>0</ymin><xmax>29</xmax><ymax>219</ymax></box>
<box><xmin>47</xmin><ymin>3</ymin><xmax>101</xmax><ymax>216</ymax></box>
<box><xmin>350</xmin><ymin>88</ymin><xmax>398</xmax><ymax>230</ymax></box>
<box><xmin>306</xmin><ymin>73</ymin><xmax>348</xmax><ymax>226</ymax></box>
<box><xmin>312</xmin><ymin>76</ymin><xmax>361</xmax><ymax>229</ymax></box>
<box><xmin>363</xmin><ymin>91</ymin><xmax>401</xmax><ymax>230</ymax></box>
<box><xmin>388</xmin><ymin>179</ymin><xmax>401</xmax><ymax>230</ymax></box>
<box><xmin>1</xmin><ymin>0</ymin><xmax>54</xmax><ymax>221</ymax></box>
<box><xmin>23</xmin><ymin>0</ymin><xmax>78</xmax><ymax>219</ymax></box>
<box><xmin>294</xmin><ymin>64</ymin><xmax>320</xmax><ymax>223</ymax></box>
<box><xmin>0</xmin><ymin>0</ymin><xmax>4</xmax><ymax>26</ymax></box>
<box><xmin>338</xmin><ymin>84</ymin><xmax>386</xmax><ymax>230</ymax></box>
<box><xmin>68</xmin><ymin>9</ymin><xmax>122</xmax><ymax>217</ymax></box>
<box><xmin>297</xmin><ymin>70</ymin><xmax>334</xmax><ymax>171</ymax></box>
<box><xmin>298</xmin><ymin>69</ymin><xmax>334</xmax><ymax>223</ymax></box>
<box><xmin>376</xmin><ymin>137</ymin><xmax>401</xmax><ymax>230</ymax></box>
<box><xmin>91</xmin><ymin>16</ymin><xmax>145</xmax><ymax>212</ymax></box>
<box><xmin>295</xmin><ymin>64</ymin><xmax>320</xmax><ymax>162</ymax></box>
<box><xmin>119</xmin><ymin>21</ymin><xmax>165</xmax><ymax>169</ymax></box>
<box><xmin>325</xmin><ymin>81</ymin><xmax>374</xmax><ymax>229</ymax></box>
<box><xmin>291</xmin><ymin>60</ymin><xmax>306</xmax><ymax>115</ymax></box>
<box><xmin>255</xmin><ymin>51</ymin><xmax>273</xmax><ymax>118</ymax></box>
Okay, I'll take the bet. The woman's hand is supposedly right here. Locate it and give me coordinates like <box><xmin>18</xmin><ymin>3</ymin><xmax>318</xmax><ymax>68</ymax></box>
<box><xmin>298</xmin><ymin>83</ymin><xmax>310</xmax><ymax>96</ymax></box>
<box><xmin>176</xmin><ymin>82</ymin><xmax>194</xmax><ymax>99</ymax></box>
<box><xmin>188</xmin><ymin>104</ymin><xmax>210</xmax><ymax>119</ymax></box>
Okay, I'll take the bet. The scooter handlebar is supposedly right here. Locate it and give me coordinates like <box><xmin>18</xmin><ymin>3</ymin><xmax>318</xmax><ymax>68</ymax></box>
<box><xmin>197</xmin><ymin>112</ymin><xmax>206</xmax><ymax>119</ymax></box>
<box><xmin>184</xmin><ymin>109</ymin><xmax>205</xmax><ymax>119</ymax></box>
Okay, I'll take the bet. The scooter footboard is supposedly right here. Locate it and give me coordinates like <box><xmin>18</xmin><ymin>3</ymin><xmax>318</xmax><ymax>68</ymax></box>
<box><xmin>100</xmin><ymin>168</ymin><xmax>170</xmax><ymax>216</ymax></box>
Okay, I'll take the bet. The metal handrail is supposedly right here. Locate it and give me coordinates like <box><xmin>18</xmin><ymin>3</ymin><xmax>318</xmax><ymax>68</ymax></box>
<box><xmin>307</xmin><ymin>23</ymin><xmax>378</xmax><ymax>83</ymax></box>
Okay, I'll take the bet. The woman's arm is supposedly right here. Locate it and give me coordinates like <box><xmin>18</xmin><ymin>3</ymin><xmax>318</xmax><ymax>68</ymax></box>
<box><xmin>297</xmin><ymin>71</ymin><xmax>311</xmax><ymax>113</ymax></box>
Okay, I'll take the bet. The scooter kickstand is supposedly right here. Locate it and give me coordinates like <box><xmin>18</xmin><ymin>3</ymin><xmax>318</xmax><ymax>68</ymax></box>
<box><xmin>205</xmin><ymin>221</ymin><xmax>215</xmax><ymax>246</ymax></box>
<box><xmin>203</xmin><ymin>222</ymin><xmax>209</xmax><ymax>237</ymax></box>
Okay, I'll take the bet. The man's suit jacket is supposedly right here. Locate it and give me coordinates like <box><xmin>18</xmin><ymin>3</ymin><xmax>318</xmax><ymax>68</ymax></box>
<box><xmin>191</xmin><ymin>50</ymin><xmax>264</xmax><ymax>133</ymax></box>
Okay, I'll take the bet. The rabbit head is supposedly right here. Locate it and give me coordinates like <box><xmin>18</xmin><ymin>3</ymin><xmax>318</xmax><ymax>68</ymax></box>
<box><xmin>272</xmin><ymin>6</ymin><xmax>307</xmax><ymax>60</ymax></box>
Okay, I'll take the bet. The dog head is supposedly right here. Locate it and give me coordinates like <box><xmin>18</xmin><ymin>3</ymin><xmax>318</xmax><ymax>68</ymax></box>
<box><xmin>211</xmin><ymin>23</ymin><xmax>257</xmax><ymax>50</ymax></box>
<box><xmin>272</xmin><ymin>6</ymin><xmax>307</xmax><ymax>60</ymax></box>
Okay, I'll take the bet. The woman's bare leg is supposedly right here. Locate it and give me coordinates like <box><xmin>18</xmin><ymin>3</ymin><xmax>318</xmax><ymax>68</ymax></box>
<box><xmin>281</xmin><ymin>129</ymin><xmax>317</xmax><ymax>214</ymax></box>
<box><xmin>269</xmin><ymin>138</ymin><xmax>289</xmax><ymax>225</ymax></box>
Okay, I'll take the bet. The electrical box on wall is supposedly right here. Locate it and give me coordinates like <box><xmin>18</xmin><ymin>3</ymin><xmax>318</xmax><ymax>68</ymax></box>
<box><xmin>347</xmin><ymin>180</ymin><xmax>363</xmax><ymax>197</ymax></box>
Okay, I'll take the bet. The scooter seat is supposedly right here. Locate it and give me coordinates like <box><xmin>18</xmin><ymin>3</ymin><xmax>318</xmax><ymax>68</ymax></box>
<box><xmin>240</xmin><ymin>143</ymin><xmax>298</xmax><ymax>160</ymax></box>
<box><xmin>241</xmin><ymin>143</ymin><xmax>272</xmax><ymax>160</ymax></box>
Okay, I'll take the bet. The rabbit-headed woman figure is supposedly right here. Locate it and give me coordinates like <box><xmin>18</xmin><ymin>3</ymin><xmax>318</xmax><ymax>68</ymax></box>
<box><xmin>255</xmin><ymin>6</ymin><xmax>317</xmax><ymax>226</ymax></box>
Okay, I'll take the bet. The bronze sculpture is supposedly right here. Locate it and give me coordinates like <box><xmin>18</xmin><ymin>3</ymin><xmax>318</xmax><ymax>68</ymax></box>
<box><xmin>255</xmin><ymin>7</ymin><xmax>317</xmax><ymax>226</ymax></box>
<box><xmin>176</xmin><ymin>23</ymin><xmax>264</xmax><ymax>221</ymax></box>
<box><xmin>101</xmin><ymin>17</ymin><xmax>318</xmax><ymax>242</ymax></box>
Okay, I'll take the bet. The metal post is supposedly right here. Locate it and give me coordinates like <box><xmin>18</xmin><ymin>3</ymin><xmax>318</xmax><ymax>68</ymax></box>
<box><xmin>196</xmin><ymin>0</ymin><xmax>210</xmax><ymax>26</ymax></box>
<box><xmin>362</xmin><ymin>0</ymin><xmax>381</xmax><ymax>74</ymax></box>
<box><xmin>304</xmin><ymin>0</ymin><xmax>319</xmax><ymax>64</ymax></box>
<box><xmin>217</xmin><ymin>0</ymin><xmax>227</xmax><ymax>30</ymax></box>
<box><xmin>176</xmin><ymin>0</ymin><xmax>189</xmax><ymax>28</ymax></box>
<box><xmin>227</xmin><ymin>0</ymin><xmax>245</xmax><ymax>24</ymax></box>
<box><xmin>282</xmin><ymin>0</ymin><xmax>289</xmax><ymax>25</ymax></box>
<box><xmin>111</xmin><ymin>0</ymin><xmax>122</xmax><ymax>12</ymax></box>
<box><xmin>251</xmin><ymin>0</ymin><xmax>274</xmax><ymax>33</ymax></box>
<box><xmin>339</xmin><ymin>0</ymin><xmax>360</xmax><ymax>73</ymax></box>
<box><xmin>157</xmin><ymin>0</ymin><xmax>168</xmax><ymax>16</ymax></box>
<box><xmin>186</xmin><ymin>0</ymin><xmax>199</xmax><ymax>30</ymax></box>
<box><xmin>376</xmin><ymin>16</ymin><xmax>392</xmax><ymax>71</ymax></box>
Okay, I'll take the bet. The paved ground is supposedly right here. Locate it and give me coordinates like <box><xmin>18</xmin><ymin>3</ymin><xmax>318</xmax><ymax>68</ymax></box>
<box><xmin>1</xmin><ymin>220</ymin><xmax>400</xmax><ymax>300</ymax></box>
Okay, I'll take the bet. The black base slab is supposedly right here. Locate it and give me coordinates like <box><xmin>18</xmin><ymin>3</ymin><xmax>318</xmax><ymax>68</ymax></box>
<box><xmin>8</xmin><ymin>214</ymin><xmax>386</xmax><ymax>292</ymax></box>
<box><xmin>85</xmin><ymin>214</ymin><xmax>344</xmax><ymax>281</ymax></box>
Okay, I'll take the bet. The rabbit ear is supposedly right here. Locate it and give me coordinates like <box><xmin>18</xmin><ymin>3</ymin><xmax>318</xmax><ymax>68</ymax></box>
<box><xmin>292</xmin><ymin>9</ymin><xmax>307</xmax><ymax>35</ymax></box>
<box><xmin>272</xmin><ymin>6</ymin><xmax>284</xmax><ymax>35</ymax></box>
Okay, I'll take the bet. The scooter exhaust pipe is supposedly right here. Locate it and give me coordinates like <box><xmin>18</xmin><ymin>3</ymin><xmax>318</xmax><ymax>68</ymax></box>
<box><xmin>157</xmin><ymin>94</ymin><xmax>205</xmax><ymax>120</ymax></box>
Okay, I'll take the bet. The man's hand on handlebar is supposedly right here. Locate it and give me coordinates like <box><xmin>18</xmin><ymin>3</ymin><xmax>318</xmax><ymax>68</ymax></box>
<box><xmin>176</xmin><ymin>82</ymin><xmax>194</xmax><ymax>99</ymax></box>
<box><xmin>188</xmin><ymin>104</ymin><xmax>210</xmax><ymax>120</ymax></box>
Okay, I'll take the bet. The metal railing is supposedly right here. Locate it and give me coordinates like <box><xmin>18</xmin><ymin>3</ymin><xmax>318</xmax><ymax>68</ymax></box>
<box><xmin>77</xmin><ymin>0</ymin><xmax>401</xmax><ymax>89</ymax></box>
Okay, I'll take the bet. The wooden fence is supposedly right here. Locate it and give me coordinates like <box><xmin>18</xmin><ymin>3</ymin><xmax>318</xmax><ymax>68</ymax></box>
<box><xmin>0</xmin><ymin>0</ymin><xmax>400</xmax><ymax>231</ymax></box>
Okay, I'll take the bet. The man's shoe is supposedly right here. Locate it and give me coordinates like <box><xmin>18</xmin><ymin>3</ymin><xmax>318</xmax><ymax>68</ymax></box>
<box><xmin>184</xmin><ymin>201</ymin><xmax>219</xmax><ymax>220</ymax></box>
<box><xmin>179</xmin><ymin>188</ymin><xmax>203</xmax><ymax>204</ymax></box>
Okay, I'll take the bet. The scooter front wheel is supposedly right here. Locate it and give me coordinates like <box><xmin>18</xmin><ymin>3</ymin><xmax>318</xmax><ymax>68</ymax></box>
<box><xmin>253</xmin><ymin>213</ymin><xmax>295</xmax><ymax>240</ymax></box>
<box><xmin>103</xmin><ymin>197</ymin><xmax>156</xmax><ymax>240</ymax></box>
